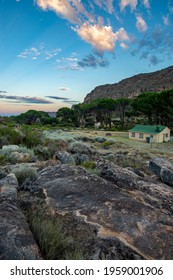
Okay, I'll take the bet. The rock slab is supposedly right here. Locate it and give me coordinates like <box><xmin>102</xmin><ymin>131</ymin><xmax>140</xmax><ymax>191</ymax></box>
<box><xmin>31</xmin><ymin>163</ymin><xmax>173</xmax><ymax>260</ymax></box>
<box><xmin>0</xmin><ymin>174</ymin><xmax>41</xmax><ymax>259</ymax></box>
<box><xmin>149</xmin><ymin>158</ymin><xmax>173</xmax><ymax>187</ymax></box>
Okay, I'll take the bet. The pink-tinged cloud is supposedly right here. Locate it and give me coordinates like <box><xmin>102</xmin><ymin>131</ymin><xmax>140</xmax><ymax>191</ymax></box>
<box><xmin>120</xmin><ymin>42</ymin><xmax>129</xmax><ymax>49</ymax></box>
<box><xmin>136</xmin><ymin>15</ymin><xmax>147</xmax><ymax>32</ymax></box>
<box><xmin>119</xmin><ymin>0</ymin><xmax>138</xmax><ymax>11</ymax></box>
<box><xmin>35</xmin><ymin>0</ymin><xmax>80</xmax><ymax>24</ymax></box>
<box><xmin>162</xmin><ymin>15</ymin><xmax>169</xmax><ymax>26</ymax></box>
<box><xmin>74</xmin><ymin>23</ymin><xmax>129</xmax><ymax>52</ymax></box>
<box><xmin>143</xmin><ymin>0</ymin><xmax>150</xmax><ymax>9</ymax></box>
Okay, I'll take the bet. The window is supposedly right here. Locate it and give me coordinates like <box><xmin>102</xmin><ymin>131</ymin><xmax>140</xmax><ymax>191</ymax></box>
<box><xmin>166</xmin><ymin>133</ymin><xmax>169</xmax><ymax>138</ymax></box>
<box><xmin>139</xmin><ymin>133</ymin><xmax>143</xmax><ymax>139</ymax></box>
<box><xmin>132</xmin><ymin>132</ymin><xmax>135</xmax><ymax>137</ymax></box>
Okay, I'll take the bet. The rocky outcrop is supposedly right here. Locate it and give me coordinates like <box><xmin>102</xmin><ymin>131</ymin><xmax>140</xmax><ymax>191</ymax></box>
<box><xmin>0</xmin><ymin>173</ymin><xmax>42</xmax><ymax>259</ymax></box>
<box><xmin>149</xmin><ymin>158</ymin><xmax>173</xmax><ymax>187</ymax></box>
<box><xmin>30</xmin><ymin>163</ymin><xmax>173</xmax><ymax>260</ymax></box>
<box><xmin>84</xmin><ymin>66</ymin><xmax>173</xmax><ymax>102</ymax></box>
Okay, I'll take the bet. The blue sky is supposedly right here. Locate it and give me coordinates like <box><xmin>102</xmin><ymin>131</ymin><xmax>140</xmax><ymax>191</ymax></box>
<box><xmin>0</xmin><ymin>0</ymin><xmax>173</xmax><ymax>115</ymax></box>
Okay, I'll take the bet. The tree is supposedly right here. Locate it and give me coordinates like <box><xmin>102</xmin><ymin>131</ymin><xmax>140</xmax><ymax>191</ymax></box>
<box><xmin>115</xmin><ymin>98</ymin><xmax>130</xmax><ymax>129</ymax></box>
<box><xmin>56</xmin><ymin>107</ymin><xmax>75</xmax><ymax>125</ymax></box>
<box><xmin>15</xmin><ymin>110</ymin><xmax>49</xmax><ymax>125</ymax></box>
<box><xmin>132</xmin><ymin>90</ymin><xmax>173</xmax><ymax>126</ymax></box>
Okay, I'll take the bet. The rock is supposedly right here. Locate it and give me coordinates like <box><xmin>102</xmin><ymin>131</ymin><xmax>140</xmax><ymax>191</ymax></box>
<box><xmin>73</xmin><ymin>153</ymin><xmax>90</xmax><ymax>164</ymax></box>
<box><xmin>54</xmin><ymin>151</ymin><xmax>75</xmax><ymax>164</ymax></box>
<box><xmin>0</xmin><ymin>174</ymin><xmax>42</xmax><ymax>259</ymax></box>
<box><xmin>80</xmin><ymin>136</ymin><xmax>95</xmax><ymax>143</ymax></box>
<box><xmin>84</xmin><ymin>66</ymin><xmax>173</xmax><ymax>103</ymax></box>
<box><xmin>69</xmin><ymin>141</ymin><xmax>94</xmax><ymax>155</ymax></box>
<box><xmin>95</xmin><ymin>137</ymin><xmax>107</xmax><ymax>143</ymax></box>
<box><xmin>30</xmin><ymin>163</ymin><xmax>173</xmax><ymax>259</ymax></box>
<box><xmin>149</xmin><ymin>158</ymin><xmax>173</xmax><ymax>187</ymax></box>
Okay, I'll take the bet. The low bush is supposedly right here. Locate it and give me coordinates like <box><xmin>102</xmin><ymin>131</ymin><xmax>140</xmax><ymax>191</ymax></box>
<box><xmin>0</xmin><ymin>127</ymin><xmax>23</xmax><ymax>147</ymax></box>
<box><xmin>81</xmin><ymin>161</ymin><xmax>96</xmax><ymax>169</ymax></box>
<box><xmin>43</xmin><ymin>139</ymin><xmax>69</xmax><ymax>155</ymax></box>
<box><xmin>80</xmin><ymin>161</ymin><xmax>101</xmax><ymax>176</ymax></box>
<box><xmin>28</xmin><ymin>207</ymin><xmax>85</xmax><ymax>260</ymax></box>
<box><xmin>12</xmin><ymin>165</ymin><xmax>37</xmax><ymax>186</ymax></box>
<box><xmin>34</xmin><ymin>145</ymin><xmax>51</xmax><ymax>160</ymax></box>
<box><xmin>0</xmin><ymin>146</ymin><xmax>36</xmax><ymax>164</ymax></box>
<box><xmin>0</xmin><ymin>154</ymin><xmax>6</xmax><ymax>164</ymax></box>
<box><xmin>101</xmin><ymin>140</ymin><xmax>115</xmax><ymax>148</ymax></box>
<box><xmin>23</xmin><ymin>129</ymin><xmax>42</xmax><ymax>148</ymax></box>
<box><xmin>69</xmin><ymin>141</ymin><xmax>93</xmax><ymax>154</ymax></box>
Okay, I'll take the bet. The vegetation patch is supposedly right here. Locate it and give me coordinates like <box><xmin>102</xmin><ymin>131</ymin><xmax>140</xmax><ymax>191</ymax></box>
<box><xmin>12</xmin><ymin>165</ymin><xmax>37</xmax><ymax>186</ymax></box>
<box><xmin>27</xmin><ymin>204</ymin><xmax>85</xmax><ymax>260</ymax></box>
<box><xmin>80</xmin><ymin>161</ymin><xmax>101</xmax><ymax>176</ymax></box>
<box><xmin>101</xmin><ymin>139</ymin><xmax>115</xmax><ymax>148</ymax></box>
<box><xmin>0</xmin><ymin>126</ymin><xmax>23</xmax><ymax>147</ymax></box>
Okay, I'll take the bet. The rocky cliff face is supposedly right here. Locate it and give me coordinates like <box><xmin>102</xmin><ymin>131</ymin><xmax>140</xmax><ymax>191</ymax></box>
<box><xmin>84</xmin><ymin>66</ymin><xmax>173</xmax><ymax>103</ymax></box>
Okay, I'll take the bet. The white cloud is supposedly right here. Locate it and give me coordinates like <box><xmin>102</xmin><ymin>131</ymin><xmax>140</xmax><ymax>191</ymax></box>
<box><xmin>74</xmin><ymin>23</ymin><xmax>129</xmax><ymax>52</ymax></box>
<box><xmin>143</xmin><ymin>0</ymin><xmax>150</xmax><ymax>9</ymax></box>
<box><xmin>119</xmin><ymin>0</ymin><xmax>138</xmax><ymax>11</ymax></box>
<box><xmin>45</xmin><ymin>48</ymin><xmax>61</xmax><ymax>60</ymax></box>
<box><xmin>17</xmin><ymin>47</ymin><xmax>40</xmax><ymax>59</ymax></box>
<box><xmin>35</xmin><ymin>0</ymin><xmax>80</xmax><ymax>23</ymax></box>
<box><xmin>120</xmin><ymin>42</ymin><xmax>129</xmax><ymax>49</ymax></box>
<box><xmin>136</xmin><ymin>15</ymin><xmax>147</xmax><ymax>32</ymax></box>
<box><xmin>94</xmin><ymin>0</ymin><xmax>114</xmax><ymax>14</ymax></box>
<box><xmin>18</xmin><ymin>45</ymin><xmax>61</xmax><ymax>61</ymax></box>
<box><xmin>162</xmin><ymin>15</ymin><xmax>169</xmax><ymax>26</ymax></box>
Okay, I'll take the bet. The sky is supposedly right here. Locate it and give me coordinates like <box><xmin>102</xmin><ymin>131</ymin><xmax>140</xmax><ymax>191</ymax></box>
<box><xmin>0</xmin><ymin>0</ymin><xmax>173</xmax><ymax>116</ymax></box>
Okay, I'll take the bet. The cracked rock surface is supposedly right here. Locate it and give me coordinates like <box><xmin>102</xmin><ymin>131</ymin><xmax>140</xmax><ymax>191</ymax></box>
<box><xmin>0</xmin><ymin>173</ymin><xmax>42</xmax><ymax>260</ymax></box>
<box><xmin>31</xmin><ymin>163</ymin><xmax>173</xmax><ymax>260</ymax></box>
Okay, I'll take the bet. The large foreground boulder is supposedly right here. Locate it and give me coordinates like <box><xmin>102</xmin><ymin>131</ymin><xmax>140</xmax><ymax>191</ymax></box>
<box><xmin>31</xmin><ymin>163</ymin><xmax>173</xmax><ymax>260</ymax></box>
<box><xmin>149</xmin><ymin>158</ymin><xmax>173</xmax><ymax>187</ymax></box>
<box><xmin>0</xmin><ymin>174</ymin><xmax>42</xmax><ymax>259</ymax></box>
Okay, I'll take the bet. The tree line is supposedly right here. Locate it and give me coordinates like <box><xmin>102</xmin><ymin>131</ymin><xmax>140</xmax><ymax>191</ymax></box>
<box><xmin>12</xmin><ymin>89</ymin><xmax>173</xmax><ymax>129</ymax></box>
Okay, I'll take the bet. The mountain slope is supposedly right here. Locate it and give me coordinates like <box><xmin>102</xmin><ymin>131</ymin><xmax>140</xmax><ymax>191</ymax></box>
<box><xmin>84</xmin><ymin>66</ymin><xmax>173</xmax><ymax>103</ymax></box>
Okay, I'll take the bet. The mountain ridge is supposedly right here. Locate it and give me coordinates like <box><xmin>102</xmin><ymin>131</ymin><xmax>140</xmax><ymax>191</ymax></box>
<box><xmin>84</xmin><ymin>66</ymin><xmax>173</xmax><ymax>103</ymax></box>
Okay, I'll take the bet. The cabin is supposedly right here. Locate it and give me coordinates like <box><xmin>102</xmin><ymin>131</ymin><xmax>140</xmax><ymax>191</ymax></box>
<box><xmin>129</xmin><ymin>125</ymin><xmax>170</xmax><ymax>143</ymax></box>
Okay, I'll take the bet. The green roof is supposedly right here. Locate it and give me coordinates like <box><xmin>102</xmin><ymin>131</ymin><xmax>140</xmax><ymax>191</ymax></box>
<box><xmin>129</xmin><ymin>125</ymin><xmax>167</xmax><ymax>134</ymax></box>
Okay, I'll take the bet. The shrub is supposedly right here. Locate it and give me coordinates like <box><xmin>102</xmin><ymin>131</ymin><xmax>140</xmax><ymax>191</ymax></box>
<box><xmin>69</xmin><ymin>141</ymin><xmax>93</xmax><ymax>154</ymax></box>
<box><xmin>0</xmin><ymin>146</ymin><xmax>36</xmax><ymax>164</ymax></box>
<box><xmin>0</xmin><ymin>154</ymin><xmax>6</xmax><ymax>164</ymax></box>
<box><xmin>101</xmin><ymin>139</ymin><xmax>115</xmax><ymax>148</ymax></box>
<box><xmin>43</xmin><ymin>139</ymin><xmax>69</xmax><ymax>155</ymax></box>
<box><xmin>23</xmin><ymin>129</ymin><xmax>42</xmax><ymax>148</ymax></box>
<box><xmin>34</xmin><ymin>145</ymin><xmax>51</xmax><ymax>160</ymax></box>
<box><xmin>80</xmin><ymin>161</ymin><xmax>101</xmax><ymax>176</ymax></box>
<box><xmin>12</xmin><ymin>165</ymin><xmax>37</xmax><ymax>186</ymax></box>
<box><xmin>29</xmin><ymin>208</ymin><xmax>85</xmax><ymax>260</ymax></box>
<box><xmin>81</xmin><ymin>161</ymin><xmax>96</xmax><ymax>169</ymax></box>
<box><xmin>0</xmin><ymin>127</ymin><xmax>22</xmax><ymax>147</ymax></box>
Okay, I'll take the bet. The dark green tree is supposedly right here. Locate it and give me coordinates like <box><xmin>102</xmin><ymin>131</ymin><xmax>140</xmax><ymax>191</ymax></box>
<box><xmin>115</xmin><ymin>98</ymin><xmax>131</xmax><ymax>129</ymax></box>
